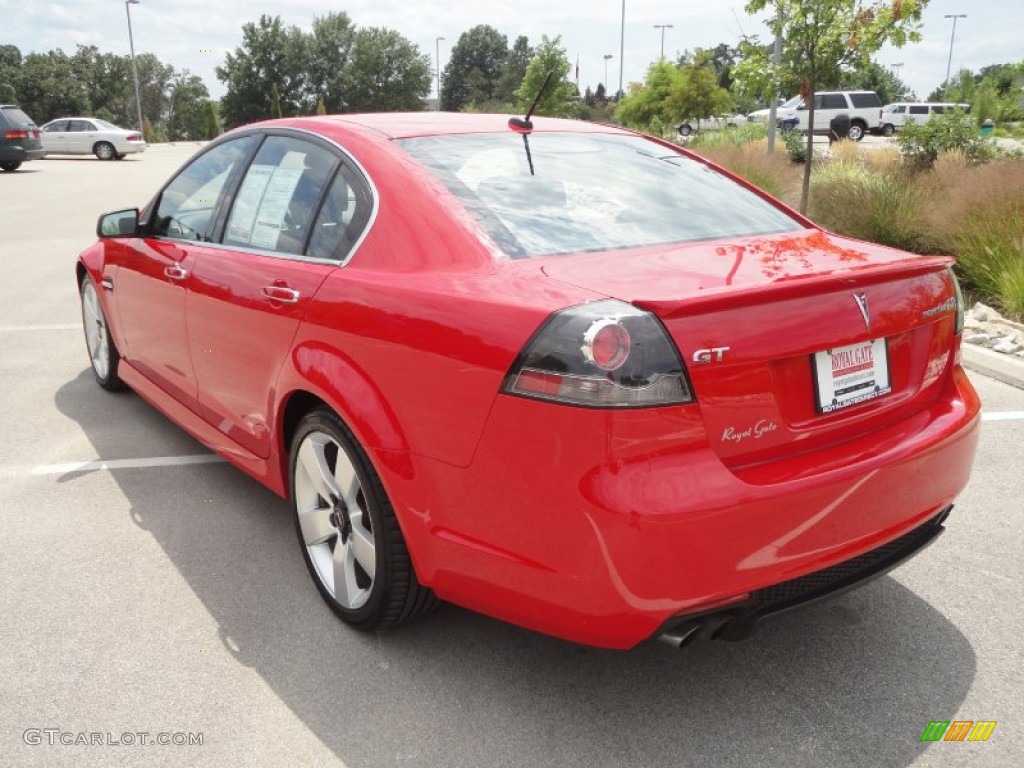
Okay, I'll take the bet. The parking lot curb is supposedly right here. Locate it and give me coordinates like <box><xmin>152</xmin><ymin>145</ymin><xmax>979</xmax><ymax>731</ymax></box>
<box><xmin>962</xmin><ymin>344</ymin><xmax>1024</xmax><ymax>391</ymax></box>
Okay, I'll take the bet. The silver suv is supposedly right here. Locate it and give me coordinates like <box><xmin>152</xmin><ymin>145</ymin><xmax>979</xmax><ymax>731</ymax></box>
<box><xmin>750</xmin><ymin>91</ymin><xmax>882</xmax><ymax>142</ymax></box>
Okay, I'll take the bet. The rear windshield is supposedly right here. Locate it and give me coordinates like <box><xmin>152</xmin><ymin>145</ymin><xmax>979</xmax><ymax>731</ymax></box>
<box><xmin>1</xmin><ymin>107</ymin><xmax>35</xmax><ymax>128</ymax></box>
<box><xmin>95</xmin><ymin>119</ymin><xmax>119</xmax><ymax>130</ymax></box>
<box><xmin>400</xmin><ymin>132</ymin><xmax>800</xmax><ymax>259</ymax></box>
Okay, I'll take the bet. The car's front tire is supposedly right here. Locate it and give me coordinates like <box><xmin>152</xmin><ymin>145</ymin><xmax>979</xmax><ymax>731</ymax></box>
<box><xmin>677</xmin><ymin>124</ymin><xmax>693</xmax><ymax>137</ymax></box>
<box><xmin>290</xmin><ymin>408</ymin><xmax>436</xmax><ymax>631</ymax></box>
<box><xmin>848</xmin><ymin>122</ymin><xmax>866</xmax><ymax>141</ymax></box>
<box><xmin>0</xmin><ymin>161</ymin><xmax>21</xmax><ymax>171</ymax></box>
<box><xmin>79</xmin><ymin>274</ymin><xmax>124</xmax><ymax>391</ymax></box>
<box><xmin>94</xmin><ymin>141</ymin><xmax>116</xmax><ymax>160</ymax></box>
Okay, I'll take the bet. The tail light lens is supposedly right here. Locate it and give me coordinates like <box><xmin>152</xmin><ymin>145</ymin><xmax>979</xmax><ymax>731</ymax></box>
<box><xmin>127</xmin><ymin>133</ymin><xmax>143</xmax><ymax>142</ymax></box>
<box><xmin>4</xmin><ymin>130</ymin><xmax>29</xmax><ymax>139</ymax></box>
<box><xmin>948</xmin><ymin>266</ymin><xmax>964</xmax><ymax>334</ymax></box>
<box><xmin>502</xmin><ymin>299</ymin><xmax>694</xmax><ymax>407</ymax></box>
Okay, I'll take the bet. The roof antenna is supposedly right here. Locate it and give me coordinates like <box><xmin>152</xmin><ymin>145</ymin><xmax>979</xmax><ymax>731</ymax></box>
<box><xmin>508</xmin><ymin>71</ymin><xmax>554</xmax><ymax>132</ymax></box>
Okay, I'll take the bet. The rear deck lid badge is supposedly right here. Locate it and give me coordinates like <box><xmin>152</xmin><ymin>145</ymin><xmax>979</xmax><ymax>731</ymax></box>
<box><xmin>853</xmin><ymin>293</ymin><xmax>870</xmax><ymax>330</ymax></box>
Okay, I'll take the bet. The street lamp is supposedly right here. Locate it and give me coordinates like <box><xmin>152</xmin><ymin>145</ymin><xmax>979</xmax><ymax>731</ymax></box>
<box><xmin>618</xmin><ymin>1</ymin><xmax>625</xmax><ymax>100</ymax></box>
<box><xmin>603</xmin><ymin>54</ymin><xmax>613</xmax><ymax>93</ymax></box>
<box><xmin>125</xmin><ymin>0</ymin><xmax>144</xmax><ymax>136</ymax></box>
<box><xmin>943</xmin><ymin>14</ymin><xmax>967</xmax><ymax>88</ymax></box>
<box><xmin>435</xmin><ymin>36</ymin><xmax>445</xmax><ymax>112</ymax></box>
<box><xmin>653</xmin><ymin>24</ymin><xmax>673</xmax><ymax>60</ymax></box>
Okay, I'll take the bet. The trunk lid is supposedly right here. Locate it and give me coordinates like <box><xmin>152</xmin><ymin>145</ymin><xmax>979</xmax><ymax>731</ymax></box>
<box><xmin>542</xmin><ymin>230</ymin><xmax>960</xmax><ymax>468</ymax></box>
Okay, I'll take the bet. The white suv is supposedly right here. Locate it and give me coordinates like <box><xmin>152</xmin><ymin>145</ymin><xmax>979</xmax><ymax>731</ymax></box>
<box><xmin>750</xmin><ymin>90</ymin><xmax>882</xmax><ymax>141</ymax></box>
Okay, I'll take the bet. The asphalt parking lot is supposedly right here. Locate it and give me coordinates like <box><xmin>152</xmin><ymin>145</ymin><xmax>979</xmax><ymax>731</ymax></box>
<box><xmin>1</xmin><ymin>145</ymin><xmax>1022</xmax><ymax>768</ymax></box>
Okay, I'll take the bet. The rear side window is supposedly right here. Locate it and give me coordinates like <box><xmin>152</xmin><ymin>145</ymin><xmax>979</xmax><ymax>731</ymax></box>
<box><xmin>401</xmin><ymin>133</ymin><xmax>801</xmax><ymax>259</ymax></box>
<box><xmin>307</xmin><ymin>164</ymin><xmax>374</xmax><ymax>262</ymax></box>
<box><xmin>909</xmin><ymin>105</ymin><xmax>928</xmax><ymax>115</ymax></box>
<box><xmin>1</xmin><ymin>107</ymin><xmax>35</xmax><ymax>128</ymax></box>
<box><xmin>850</xmin><ymin>93</ymin><xmax>882</xmax><ymax>108</ymax></box>
<box><xmin>223</xmin><ymin>135</ymin><xmax>338</xmax><ymax>256</ymax></box>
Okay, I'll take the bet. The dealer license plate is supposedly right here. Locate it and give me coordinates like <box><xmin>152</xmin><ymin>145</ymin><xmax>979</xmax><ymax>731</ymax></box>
<box><xmin>813</xmin><ymin>338</ymin><xmax>891</xmax><ymax>413</ymax></box>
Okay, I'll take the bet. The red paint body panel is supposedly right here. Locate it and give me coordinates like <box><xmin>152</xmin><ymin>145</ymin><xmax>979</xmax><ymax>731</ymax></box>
<box><xmin>76</xmin><ymin>113</ymin><xmax>981</xmax><ymax>649</ymax></box>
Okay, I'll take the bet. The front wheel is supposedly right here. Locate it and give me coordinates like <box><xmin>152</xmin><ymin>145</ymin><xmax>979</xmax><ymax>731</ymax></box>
<box><xmin>0</xmin><ymin>161</ymin><xmax>21</xmax><ymax>171</ymax></box>
<box><xmin>94</xmin><ymin>141</ymin><xmax>116</xmax><ymax>160</ymax></box>
<box><xmin>80</xmin><ymin>274</ymin><xmax>124</xmax><ymax>391</ymax></box>
<box><xmin>290</xmin><ymin>408</ymin><xmax>436</xmax><ymax>631</ymax></box>
<box><xmin>848</xmin><ymin>122</ymin><xmax>866</xmax><ymax>142</ymax></box>
<box><xmin>676</xmin><ymin>123</ymin><xmax>692</xmax><ymax>137</ymax></box>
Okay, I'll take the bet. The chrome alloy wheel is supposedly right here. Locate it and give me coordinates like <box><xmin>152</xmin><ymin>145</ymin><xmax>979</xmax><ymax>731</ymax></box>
<box><xmin>81</xmin><ymin>279</ymin><xmax>110</xmax><ymax>380</ymax></box>
<box><xmin>294</xmin><ymin>431</ymin><xmax>376</xmax><ymax>610</ymax></box>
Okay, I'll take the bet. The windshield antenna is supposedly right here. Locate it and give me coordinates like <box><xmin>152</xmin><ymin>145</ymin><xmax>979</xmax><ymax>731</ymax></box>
<box><xmin>508</xmin><ymin>71</ymin><xmax>554</xmax><ymax>132</ymax></box>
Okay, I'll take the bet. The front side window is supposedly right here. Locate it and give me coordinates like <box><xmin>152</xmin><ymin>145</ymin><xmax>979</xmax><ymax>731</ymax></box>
<box><xmin>401</xmin><ymin>133</ymin><xmax>801</xmax><ymax>259</ymax></box>
<box><xmin>223</xmin><ymin>136</ymin><xmax>338</xmax><ymax>255</ymax></box>
<box><xmin>151</xmin><ymin>136</ymin><xmax>255</xmax><ymax>242</ymax></box>
<box><xmin>44</xmin><ymin>121</ymin><xmax>68</xmax><ymax>133</ymax></box>
<box><xmin>819</xmin><ymin>94</ymin><xmax>847</xmax><ymax>109</ymax></box>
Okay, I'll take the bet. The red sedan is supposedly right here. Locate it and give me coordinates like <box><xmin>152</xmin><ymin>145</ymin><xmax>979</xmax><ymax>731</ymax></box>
<box><xmin>77</xmin><ymin>113</ymin><xmax>980</xmax><ymax>649</ymax></box>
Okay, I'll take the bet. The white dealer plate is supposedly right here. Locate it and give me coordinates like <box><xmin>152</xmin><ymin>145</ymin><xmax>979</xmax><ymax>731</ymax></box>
<box><xmin>813</xmin><ymin>338</ymin><xmax>891</xmax><ymax>413</ymax></box>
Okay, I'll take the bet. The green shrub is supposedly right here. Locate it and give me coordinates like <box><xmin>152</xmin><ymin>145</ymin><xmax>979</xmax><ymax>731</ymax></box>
<box><xmin>688</xmin><ymin>122</ymin><xmax>767</xmax><ymax>149</ymax></box>
<box><xmin>781</xmin><ymin>129</ymin><xmax>806</xmax><ymax>163</ymax></box>
<box><xmin>896</xmin><ymin>108</ymin><xmax>995</xmax><ymax>168</ymax></box>
<box><xmin>690</xmin><ymin>137</ymin><xmax>800</xmax><ymax>203</ymax></box>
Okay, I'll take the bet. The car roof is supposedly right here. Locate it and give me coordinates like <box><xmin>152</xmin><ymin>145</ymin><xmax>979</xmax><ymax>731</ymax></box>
<box><xmin>271</xmin><ymin>112</ymin><xmax>631</xmax><ymax>141</ymax></box>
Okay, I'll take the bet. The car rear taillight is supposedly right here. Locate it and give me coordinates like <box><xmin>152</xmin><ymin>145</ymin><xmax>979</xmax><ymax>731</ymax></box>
<box><xmin>502</xmin><ymin>299</ymin><xmax>694</xmax><ymax>407</ymax></box>
<box><xmin>127</xmin><ymin>133</ymin><xmax>143</xmax><ymax>142</ymax></box>
<box><xmin>948</xmin><ymin>266</ymin><xmax>965</xmax><ymax>334</ymax></box>
<box><xmin>4</xmin><ymin>130</ymin><xmax>29</xmax><ymax>139</ymax></box>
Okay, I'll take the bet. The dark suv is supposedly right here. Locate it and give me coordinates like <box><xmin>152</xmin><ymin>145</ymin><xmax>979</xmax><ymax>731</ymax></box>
<box><xmin>0</xmin><ymin>105</ymin><xmax>46</xmax><ymax>171</ymax></box>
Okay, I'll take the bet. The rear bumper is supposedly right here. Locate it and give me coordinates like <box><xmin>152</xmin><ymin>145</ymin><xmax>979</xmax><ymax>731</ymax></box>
<box><xmin>384</xmin><ymin>367</ymin><xmax>980</xmax><ymax>649</ymax></box>
<box><xmin>657</xmin><ymin>505</ymin><xmax>950</xmax><ymax>646</ymax></box>
<box><xmin>0</xmin><ymin>146</ymin><xmax>46</xmax><ymax>163</ymax></box>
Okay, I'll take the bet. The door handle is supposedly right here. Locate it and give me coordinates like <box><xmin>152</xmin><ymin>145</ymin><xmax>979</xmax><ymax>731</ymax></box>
<box><xmin>262</xmin><ymin>285</ymin><xmax>300</xmax><ymax>304</ymax></box>
<box><xmin>164</xmin><ymin>264</ymin><xmax>188</xmax><ymax>281</ymax></box>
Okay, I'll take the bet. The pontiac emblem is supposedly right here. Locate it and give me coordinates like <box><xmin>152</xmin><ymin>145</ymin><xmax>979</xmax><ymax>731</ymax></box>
<box><xmin>853</xmin><ymin>293</ymin><xmax>870</xmax><ymax>331</ymax></box>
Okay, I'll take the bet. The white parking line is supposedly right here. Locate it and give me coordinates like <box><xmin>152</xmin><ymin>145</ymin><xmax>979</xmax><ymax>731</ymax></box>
<box><xmin>28</xmin><ymin>454</ymin><xmax>226</xmax><ymax>476</ymax></box>
<box><xmin>982</xmin><ymin>411</ymin><xmax>1024</xmax><ymax>422</ymax></box>
<box><xmin>0</xmin><ymin>323</ymin><xmax>80</xmax><ymax>332</ymax></box>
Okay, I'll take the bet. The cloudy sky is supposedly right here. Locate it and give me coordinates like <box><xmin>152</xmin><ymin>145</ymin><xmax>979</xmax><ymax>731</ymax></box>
<box><xmin>1</xmin><ymin>0</ymin><xmax>1019</xmax><ymax>103</ymax></box>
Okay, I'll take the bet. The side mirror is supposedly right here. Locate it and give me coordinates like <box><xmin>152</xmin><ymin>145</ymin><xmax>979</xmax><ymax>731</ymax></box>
<box><xmin>97</xmin><ymin>208</ymin><xmax>140</xmax><ymax>238</ymax></box>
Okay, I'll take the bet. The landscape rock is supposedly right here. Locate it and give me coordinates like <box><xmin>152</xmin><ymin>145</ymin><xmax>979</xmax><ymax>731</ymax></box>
<box><xmin>971</xmin><ymin>302</ymin><xmax>1002</xmax><ymax>323</ymax></box>
<box><xmin>992</xmin><ymin>339</ymin><xmax>1024</xmax><ymax>355</ymax></box>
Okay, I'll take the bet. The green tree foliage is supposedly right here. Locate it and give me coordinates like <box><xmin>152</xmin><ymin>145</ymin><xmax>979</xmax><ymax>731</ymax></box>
<box><xmin>166</xmin><ymin>72</ymin><xmax>211</xmax><ymax>140</ymax></box>
<box><xmin>840</xmin><ymin>60</ymin><xmax>907</xmax><ymax>105</ymax></box>
<box><xmin>339</xmin><ymin>28</ymin><xmax>432</xmax><ymax>112</ymax></box>
<box><xmin>667</xmin><ymin>60</ymin><xmax>734</xmax><ymax>128</ymax></box>
<box><xmin>896</xmin><ymin>108</ymin><xmax>995</xmax><ymax>167</ymax></box>
<box><xmin>492</xmin><ymin>36</ymin><xmax>533</xmax><ymax>107</ymax></box>
<box><xmin>515</xmin><ymin>36</ymin><xmax>578</xmax><ymax>118</ymax></box>
<box><xmin>936</xmin><ymin>62</ymin><xmax>1024</xmax><ymax>124</ymax></box>
<box><xmin>616</xmin><ymin>57</ymin><xmax>732</xmax><ymax>133</ymax></box>
<box><xmin>204</xmin><ymin>100</ymin><xmax>221</xmax><ymax>140</ymax></box>
<box><xmin>304</xmin><ymin>12</ymin><xmax>356</xmax><ymax>113</ymax></box>
<box><xmin>217</xmin><ymin>14</ymin><xmax>308</xmax><ymax>127</ymax></box>
<box><xmin>616</xmin><ymin>60</ymin><xmax>679</xmax><ymax>131</ymax></box>
<box><xmin>735</xmin><ymin>0</ymin><xmax>928</xmax><ymax>213</ymax></box>
<box><xmin>440</xmin><ymin>25</ymin><xmax>509</xmax><ymax>111</ymax></box>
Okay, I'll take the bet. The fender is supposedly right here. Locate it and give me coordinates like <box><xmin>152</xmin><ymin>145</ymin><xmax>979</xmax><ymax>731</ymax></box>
<box><xmin>76</xmin><ymin>246</ymin><xmax>128</xmax><ymax>358</ymax></box>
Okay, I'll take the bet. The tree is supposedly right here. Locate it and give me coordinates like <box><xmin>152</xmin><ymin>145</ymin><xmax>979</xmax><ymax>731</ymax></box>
<box><xmin>304</xmin><ymin>12</ymin><xmax>356</xmax><ymax>113</ymax></box>
<box><xmin>493</xmin><ymin>36</ymin><xmax>533</xmax><ymax>106</ymax></box>
<box><xmin>440</xmin><ymin>25</ymin><xmax>508</xmax><ymax>111</ymax></box>
<box><xmin>736</xmin><ymin>0</ymin><xmax>927</xmax><ymax>212</ymax></box>
<box><xmin>0</xmin><ymin>45</ymin><xmax>22</xmax><ymax>103</ymax></box>
<box><xmin>515</xmin><ymin>35</ymin><xmax>578</xmax><ymax>118</ymax></box>
<box><xmin>337</xmin><ymin>27</ymin><xmax>431</xmax><ymax>112</ymax></box>
<box><xmin>204</xmin><ymin>101</ymin><xmax>221</xmax><ymax>139</ymax></box>
<box><xmin>166</xmin><ymin>72</ymin><xmax>211</xmax><ymax>140</ymax></box>
<box><xmin>666</xmin><ymin>58</ymin><xmax>734</xmax><ymax>129</ymax></box>
<box><xmin>841</xmin><ymin>60</ymin><xmax>907</xmax><ymax>105</ymax></box>
<box><xmin>217</xmin><ymin>14</ymin><xmax>308</xmax><ymax>127</ymax></box>
<box><xmin>615</xmin><ymin>60</ymin><xmax>680</xmax><ymax>131</ymax></box>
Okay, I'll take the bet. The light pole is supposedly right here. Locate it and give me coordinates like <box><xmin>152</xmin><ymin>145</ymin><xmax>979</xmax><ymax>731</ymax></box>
<box><xmin>943</xmin><ymin>14</ymin><xmax>967</xmax><ymax>88</ymax></box>
<box><xmin>618</xmin><ymin>1</ymin><xmax>625</xmax><ymax>100</ymax></box>
<box><xmin>435</xmin><ymin>36</ymin><xmax>445</xmax><ymax>111</ymax></box>
<box><xmin>125</xmin><ymin>0</ymin><xmax>144</xmax><ymax>136</ymax></box>
<box><xmin>603</xmin><ymin>54</ymin><xmax>613</xmax><ymax>93</ymax></box>
<box><xmin>653</xmin><ymin>24</ymin><xmax>673</xmax><ymax>60</ymax></box>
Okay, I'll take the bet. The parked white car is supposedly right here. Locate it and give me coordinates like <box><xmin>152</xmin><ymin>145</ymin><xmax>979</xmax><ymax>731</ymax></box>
<box><xmin>40</xmin><ymin>117</ymin><xmax>146</xmax><ymax>160</ymax></box>
<box><xmin>876</xmin><ymin>102</ymin><xmax>972</xmax><ymax>136</ymax></box>
<box><xmin>675</xmin><ymin>114</ymin><xmax>747</xmax><ymax>137</ymax></box>
<box><xmin>749</xmin><ymin>91</ymin><xmax>882</xmax><ymax>141</ymax></box>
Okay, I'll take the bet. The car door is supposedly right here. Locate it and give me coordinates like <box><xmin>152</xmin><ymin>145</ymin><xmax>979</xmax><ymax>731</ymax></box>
<box><xmin>186</xmin><ymin>133</ymin><xmax>370</xmax><ymax>458</ymax></box>
<box><xmin>67</xmin><ymin>119</ymin><xmax>96</xmax><ymax>154</ymax></box>
<box><xmin>107</xmin><ymin>135</ymin><xmax>257</xmax><ymax>412</ymax></box>
<box><xmin>42</xmin><ymin>120</ymin><xmax>70</xmax><ymax>154</ymax></box>
<box><xmin>809</xmin><ymin>93</ymin><xmax>848</xmax><ymax>133</ymax></box>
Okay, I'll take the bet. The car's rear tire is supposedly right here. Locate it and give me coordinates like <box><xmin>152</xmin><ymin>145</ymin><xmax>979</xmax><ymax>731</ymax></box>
<box><xmin>79</xmin><ymin>274</ymin><xmax>124</xmax><ymax>391</ymax></box>
<box><xmin>881</xmin><ymin>123</ymin><xmax>895</xmax><ymax>137</ymax></box>
<box><xmin>290</xmin><ymin>407</ymin><xmax>437</xmax><ymax>632</ymax></box>
<box><xmin>677</xmin><ymin>124</ymin><xmax>693</xmax><ymax>137</ymax></box>
<box><xmin>848</xmin><ymin>122</ymin><xmax>866</xmax><ymax>142</ymax></box>
<box><xmin>0</xmin><ymin>161</ymin><xmax>21</xmax><ymax>171</ymax></box>
<box><xmin>94</xmin><ymin>141</ymin><xmax>116</xmax><ymax>160</ymax></box>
